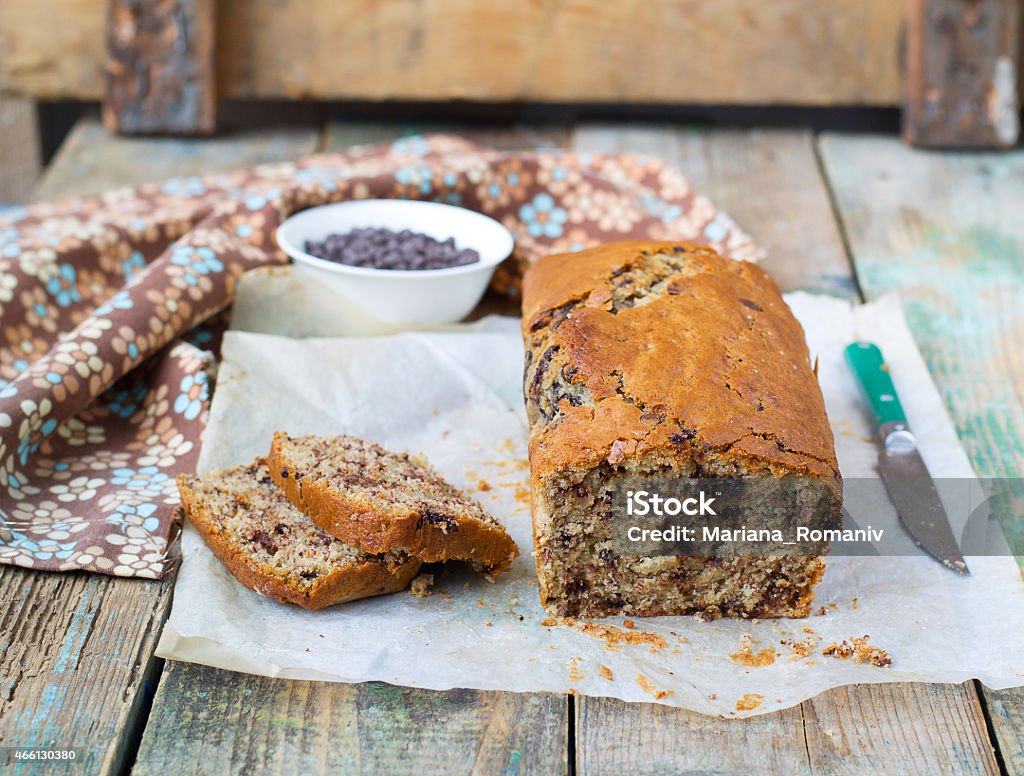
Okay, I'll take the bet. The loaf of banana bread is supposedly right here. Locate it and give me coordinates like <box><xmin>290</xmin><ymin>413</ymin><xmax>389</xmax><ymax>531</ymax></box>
<box><xmin>521</xmin><ymin>241</ymin><xmax>841</xmax><ymax>618</ymax></box>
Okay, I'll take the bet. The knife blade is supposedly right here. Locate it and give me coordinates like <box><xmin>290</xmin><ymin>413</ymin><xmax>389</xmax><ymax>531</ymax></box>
<box><xmin>844</xmin><ymin>341</ymin><xmax>969</xmax><ymax>574</ymax></box>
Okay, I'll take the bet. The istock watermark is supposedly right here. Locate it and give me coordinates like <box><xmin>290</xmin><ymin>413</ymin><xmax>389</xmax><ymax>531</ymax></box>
<box><xmin>606</xmin><ymin>477</ymin><xmax>1023</xmax><ymax>559</ymax></box>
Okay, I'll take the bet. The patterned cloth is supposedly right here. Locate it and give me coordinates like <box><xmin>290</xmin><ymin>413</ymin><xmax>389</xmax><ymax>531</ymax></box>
<box><xmin>0</xmin><ymin>134</ymin><xmax>759</xmax><ymax>578</ymax></box>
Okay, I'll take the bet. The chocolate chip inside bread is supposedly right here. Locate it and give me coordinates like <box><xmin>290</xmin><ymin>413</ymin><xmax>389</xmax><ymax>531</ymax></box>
<box><xmin>177</xmin><ymin>460</ymin><xmax>421</xmax><ymax>609</ymax></box>
<box><xmin>267</xmin><ymin>432</ymin><xmax>519</xmax><ymax>574</ymax></box>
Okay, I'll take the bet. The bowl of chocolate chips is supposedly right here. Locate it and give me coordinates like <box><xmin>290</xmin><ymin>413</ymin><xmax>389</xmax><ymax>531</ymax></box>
<box><xmin>276</xmin><ymin>199</ymin><xmax>514</xmax><ymax>324</ymax></box>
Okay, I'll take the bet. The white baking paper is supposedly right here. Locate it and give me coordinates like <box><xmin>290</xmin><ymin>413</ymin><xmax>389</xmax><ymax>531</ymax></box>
<box><xmin>157</xmin><ymin>269</ymin><xmax>1024</xmax><ymax>717</ymax></box>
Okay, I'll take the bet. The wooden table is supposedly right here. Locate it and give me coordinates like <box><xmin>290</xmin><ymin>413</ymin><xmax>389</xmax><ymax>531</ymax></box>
<box><xmin>1</xmin><ymin>116</ymin><xmax>1022</xmax><ymax>776</ymax></box>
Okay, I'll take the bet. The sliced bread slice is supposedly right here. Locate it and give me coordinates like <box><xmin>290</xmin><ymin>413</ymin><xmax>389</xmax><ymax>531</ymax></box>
<box><xmin>267</xmin><ymin>432</ymin><xmax>519</xmax><ymax>574</ymax></box>
<box><xmin>177</xmin><ymin>459</ymin><xmax>421</xmax><ymax>610</ymax></box>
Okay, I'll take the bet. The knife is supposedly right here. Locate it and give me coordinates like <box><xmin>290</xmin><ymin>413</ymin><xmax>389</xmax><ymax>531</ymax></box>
<box><xmin>844</xmin><ymin>341</ymin><xmax>969</xmax><ymax>574</ymax></box>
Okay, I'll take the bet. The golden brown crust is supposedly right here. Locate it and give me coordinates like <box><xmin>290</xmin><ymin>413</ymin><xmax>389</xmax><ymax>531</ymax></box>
<box><xmin>267</xmin><ymin>432</ymin><xmax>519</xmax><ymax>574</ymax></box>
<box><xmin>522</xmin><ymin>241</ymin><xmax>839</xmax><ymax>481</ymax></box>
<box><xmin>177</xmin><ymin>473</ymin><xmax>421</xmax><ymax>610</ymax></box>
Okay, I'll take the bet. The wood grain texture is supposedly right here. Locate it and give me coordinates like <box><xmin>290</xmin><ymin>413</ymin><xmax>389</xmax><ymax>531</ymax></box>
<box><xmin>903</xmin><ymin>0</ymin><xmax>1020</xmax><ymax>148</ymax></box>
<box><xmin>571</xmin><ymin>125</ymin><xmax>1004</xmax><ymax>776</ymax></box>
<box><xmin>0</xmin><ymin>94</ymin><xmax>40</xmax><ymax>203</ymax></box>
<box><xmin>803</xmin><ymin>683</ymin><xmax>999</xmax><ymax>775</ymax></box>
<box><xmin>0</xmin><ymin>569</ymin><xmax>173</xmax><ymax>776</ymax></box>
<box><xmin>570</xmin><ymin>125</ymin><xmax>858</xmax><ymax>299</ymax></box>
<box><xmin>576</xmin><ymin>696</ymin><xmax>810</xmax><ymax>775</ymax></box>
<box><xmin>0</xmin><ymin>117</ymin><xmax>321</xmax><ymax>776</ymax></box>
<box><xmin>32</xmin><ymin>116</ymin><xmax>320</xmax><ymax>202</ymax></box>
<box><xmin>104</xmin><ymin>0</ymin><xmax>216</xmax><ymax>135</ymax></box>
<box><xmin>981</xmin><ymin>686</ymin><xmax>1024</xmax><ymax>774</ymax></box>
<box><xmin>817</xmin><ymin>134</ymin><xmax>1024</xmax><ymax>484</ymax></box>
<box><xmin>133</xmin><ymin>663</ymin><xmax>568</xmax><ymax>775</ymax></box>
<box><xmin>820</xmin><ymin>131</ymin><xmax>1024</xmax><ymax>774</ymax></box>
<box><xmin>2</xmin><ymin>0</ymin><xmax>904</xmax><ymax>104</ymax></box>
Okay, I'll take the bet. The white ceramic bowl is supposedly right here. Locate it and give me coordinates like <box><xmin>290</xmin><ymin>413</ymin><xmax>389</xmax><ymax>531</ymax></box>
<box><xmin>275</xmin><ymin>199</ymin><xmax>514</xmax><ymax>325</ymax></box>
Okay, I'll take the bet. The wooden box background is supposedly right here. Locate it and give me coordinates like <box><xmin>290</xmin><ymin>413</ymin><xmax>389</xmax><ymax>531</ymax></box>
<box><xmin>0</xmin><ymin>0</ymin><xmax>926</xmax><ymax>104</ymax></box>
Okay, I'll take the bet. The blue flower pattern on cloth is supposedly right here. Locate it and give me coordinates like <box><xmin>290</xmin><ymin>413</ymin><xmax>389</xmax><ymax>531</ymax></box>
<box><xmin>171</xmin><ymin>245</ymin><xmax>224</xmax><ymax>285</ymax></box>
<box><xmin>111</xmin><ymin>466</ymin><xmax>170</xmax><ymax>494</ymax></box>
<box><xmin>122</xmin><ymin>250</ymin><xmax>146</xmax><ymax>281</ymax></box>
<box><xmin>94</xmin><ymin>290</ymin><xmax>134</xmax><ymax>316</ymax></box>
<box><xmin>106</xmin><ymin>502</ymin><xmax>160</xmax><ymax>533</ymax></box>
<box><xmin>2</xmin><ymin>530</ymin><xmax>77</xmax><ymax>561</ymax></box>
<box><xmin>519</xmin><ymin>193</ymin><xmax>568</xmax><ymax>239</ymax></box>
<box><xmin>46</xmin><ymin>263</ymin><xmax>82</xmax><ymax>307</ymax></box>
<box><xmin>104</xmin><ymin>382</ymin><xmax>149</xmax><ymax>418</ymax></box>
<box><xmin>174</xmin><ymin>373</ymin><xmax>208</xmax><ymax>421</ymax></box>
<box><xmin>162</xmin><ymin>177</ymin><xmax>206</xmax><ymax>198</ymax></box>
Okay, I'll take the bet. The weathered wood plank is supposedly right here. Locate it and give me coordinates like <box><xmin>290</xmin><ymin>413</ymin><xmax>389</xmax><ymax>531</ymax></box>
<box><xmin>133</xmin><ymin>663</ymin><xmax>567</xmax><ymax>775</ymax></box>
<box><xmin>0</xmin><ymin>120</ymin><xmax>320</xmax><ymax>776</ymax></box>
<box><xmin>31</xmin><ymin>116</ymin><xmax>320</xmax><ymax>202</ymax></box>
<box><xmin>104</xmin><ymin>0</ymin><xmax>217</xmax><ymax>135</ymax></box>
<box><xmin>816</xmin><ymin>135</ymin><xmax>1024</xmax><ymax>489</ymax></box>
<box><xmin>324</xmin><ymin>120</ymin><xmax>571</xmax><ymax>153</ymax></box>
<box><xmin>0</xmin><ymin>94</ymin><xmax>41</xmax><ymax>203</ymax></box>
<box><xmin>571</xmin><ymin>125</ymin><xmax>858</xmax><ymax>299</ymax></box>
<box><xmin>981</xmin><ymin>686</ymin><xmax>1024</xmax><ymax>774</ymax></box>
<box><xmin>0</xmin><ymin>569</ymin><xmax>173</xmax><ymax>775</ymax></box>
<box><xmin>576</xmin><ymin>696</ymin><xmax>810</xmax><ymax>775</ymax></box>
<box><xmin>2</xmin><ymin>0</ymin><xmax>905</xmax><ymax>104</ymax></box>
<box><xmin>571</xmin><ymin>125</ymin><xmax>1002</xmax><ymax>776</ymax></box>
<box><xmin>903</xmin><ymin>0</ymin><xmax>1020</xmax><ymax>149</ymax></box>
<box><xmin>803</xmin><ymin>683</ymin><xmax>999</xmax><ymax>775</ymax></box>
<box><xmin>819</xmin><ymin>131</ymin><xmax>1024</xmax><ymax>772</ymax></box>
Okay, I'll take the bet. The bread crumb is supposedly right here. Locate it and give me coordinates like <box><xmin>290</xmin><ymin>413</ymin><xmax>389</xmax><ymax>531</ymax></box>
<box><xmin>781</xmin><ymin>632</ymin><xmax>819</xmax><ymax>659</ymax></box>
<box><xmin>736</xmin><ymin>693</ymin><xmax>764</xmax><ymax>711</ymax></box>
<box><xmin>636</xmin><ymin>674</ymin><xmax>673</xmax><ymax>701</ymax></box>
<box><xmin>623</xmin><ymin>619</ymin><xmax>636</xmax><ymax>629</ymax></box>
<box><xmin>822</xmin><ymin>635</ymin><xmax>892</xmax><ymax>667</ymax></box>
<box><xmin>851</xmin><ymin>596</ymin><xmax>859</xmax><ymax>609</ymax></box>
<box><xmin>483</xmin><ymin>620</ymin><xmax>493</xmax><ymax>627</ymax></box>
<box><xmin>815</xmin><ymin>606</ymin><xmax>831</xmax><ymax>616</ymax></box>
<box><xmin>477</xmin><ymin>479</ymin><xmax>492</xmax><ymax>491</ymax></box>
<box><xmin>598</xmin><ymin>665</ymin><xmax>614</xmax><ymax>681</ymax></box>
<box><xmin>568</xmin><ymin>657</ymin><xmax>584</xmax><ymax>681</ymax></box>
<box><xmin>409</xmin><ymin>573</ymin><xmax>434</xmax><ymax>598</ymax></box>
<box><xmin>707</xmin><ymin>693</ymin><xmax>717</xmax><ymax>700</ymax></box>
<box><xmin>730</xmin><ymin>634</ymin><xmax>777</xmax><ymax>667</ymax></box>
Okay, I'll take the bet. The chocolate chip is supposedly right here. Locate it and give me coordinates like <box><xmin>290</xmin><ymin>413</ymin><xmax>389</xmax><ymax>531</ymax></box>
<box><xmin>422</xmin><ymin>510</ymin><xmax>459</xmax><ymax>533</ymax></box>
<box><xmin>669</xmin><ymin>428</ymin><xmax>697</xmax><ymax>444</ymax></box>
<box><xmin>304</xmin><ymin>227</ymin><xmax>480</xmax><ymax>271</ymax></box>
<box><xmin>280</xmin><ymin>469</ymin><xmax>289</xmax><ymax>478</ymax></box>
<box><xmin>740</xmin><ymin>298</ymin><xmax>763</xmax><ymax>312</ymax></box>
<box><xmin>251</xmin><ymin>531</ymin><xmax>277</xmax><ymax>555</ymax></box>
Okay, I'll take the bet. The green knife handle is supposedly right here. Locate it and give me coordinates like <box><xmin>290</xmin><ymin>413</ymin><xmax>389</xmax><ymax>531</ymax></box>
<box><xmin>844</xmin><ymin>341</ymin><xmax>908</xmax><ymax>429</ymax></box>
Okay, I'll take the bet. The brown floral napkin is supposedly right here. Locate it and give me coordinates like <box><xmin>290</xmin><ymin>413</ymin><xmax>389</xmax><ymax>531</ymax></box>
<box><xmin>0</xmin><ymin>134</ymin><xmax>759</xmax><ymax>578</ymax></box>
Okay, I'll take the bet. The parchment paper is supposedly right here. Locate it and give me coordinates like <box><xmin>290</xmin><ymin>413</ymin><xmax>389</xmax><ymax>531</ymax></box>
<box><xmin>157</xmin><ymin>269</ymin><xmax>1024</xmax><ymax>717</ymax></box>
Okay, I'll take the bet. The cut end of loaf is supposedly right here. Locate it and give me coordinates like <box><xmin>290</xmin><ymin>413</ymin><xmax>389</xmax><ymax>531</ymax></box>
<box><xmin>532</xmin><ymin>457</ymin><xmax>834</xmax><ymax>619</ymax></box>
